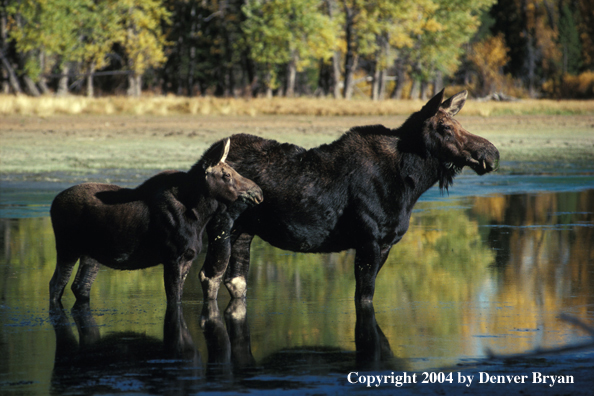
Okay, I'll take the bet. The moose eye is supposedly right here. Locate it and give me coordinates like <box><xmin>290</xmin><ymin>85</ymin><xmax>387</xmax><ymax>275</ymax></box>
<box><xmin>222</xmin><ymin>172</ymin><xmax>231</xmax><ymax>180</ymax></box>
<box><xmin>442</xmin><ymin>127</ymin><xmax>454</xmax><ymax>137</ymax></box>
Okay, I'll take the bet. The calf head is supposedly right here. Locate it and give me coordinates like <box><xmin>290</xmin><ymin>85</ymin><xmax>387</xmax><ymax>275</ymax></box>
<box><xmin>419</xmin><ymin>89</ymin><xmax>500</xmax><ymax>189</ymax></box>
<box><xmin>201</xmin><ymin>139</ymin><xmax>263</xmax><ymax>205</ymax></box>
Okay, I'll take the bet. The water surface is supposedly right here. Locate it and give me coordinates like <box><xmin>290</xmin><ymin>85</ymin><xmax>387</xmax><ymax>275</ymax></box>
<box><xmin>1</xmin><ymin>165</ymin><xmax>593</xmax><ymax>394</ymax></box>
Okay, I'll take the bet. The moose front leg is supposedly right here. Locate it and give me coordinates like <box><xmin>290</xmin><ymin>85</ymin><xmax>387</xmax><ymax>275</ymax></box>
<box><xmin>200</xmin><ymin>214</ymin><xmax>234</xmax><ymax>300</ymax></box>
<box><xmin>354</xmin><ymin>242</ymin><xmax>391</xmax><ymax>303</ymax></box>
<box><xmin>164</xmin><ymin>259</ymin><xmax>193</xmax><ymax>306</ymax></box>
<box><xmin>200</xmin><ymin>200</ymin><xmax>251</xmax><ymax>300</ymax></box>
<box><xmin>224</xmin><ymin>233</ymin><xmax>254</xmax><ymax>299</ymax></box>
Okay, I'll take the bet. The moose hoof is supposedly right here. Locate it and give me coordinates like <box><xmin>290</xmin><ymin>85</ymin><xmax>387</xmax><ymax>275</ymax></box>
<box><xmin>224</xmin><ymin>277</ymin><xmax>247</xmax><ymax>299</ymax></box>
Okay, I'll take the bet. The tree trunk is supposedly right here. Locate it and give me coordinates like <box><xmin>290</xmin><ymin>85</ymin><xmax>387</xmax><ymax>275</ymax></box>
<box><xmin>390</xmin><ymin>57</ymin><xmax>406</xmax><ymax>99</ymax></box>
<box><xmin>57</xmin><ymin>64</ymin><xmax>70</xmax><ymax>96</ymax></box>
<box><xmin>433</xmin><ymin>70</ymin><xmax>443</xmax><ymax>95</ymax></box>
<box><xmin>420</xmin><ymin>80</ymin><xmax>428</xmax><ymax>101</ymax></box>
<box><xmin>332</xmin><ymin>51</ymin><xmax>341</xmax><ymax>98</ymax></box>
<box><xmin>285</xmin><ymin>55</ymin><xmax>297</xmax><ymax>97</ymax></box>
<box><xmin>371</xmin><ymin>61</ymin><xmax>381</xmax><ymax>101</ymax></box>
<box><xmin>34</xmin><ymin>52</ymin><xmax>49</xmax><ymax>94</ymax></box>
<box><xmin>342</xmin><ymin>4</ymin><xmax>358</xmax><ymax>99</ymax></box>
<box><xmin>127</xmin><ymin>73</ymin><xmax>142</xmax><ymax>97</ymax></box>
<box><xmin>188</xmin><ymin>45</ymin><xmax>196</xmax><ymax>96</ymax></box>
<box><xmin>135</xmin><ymin>74</ymin><xmax>142</xmax><ymax>96</ymax></box>
<box><xmin>1</xmin><ymin>5</ymin><xmax>11</xmax><ymax>93</ymax></box>
<box><xmin>265</xmin><ymin>69</ymin><xmax>273</xmax><ymax>98</ymax></box>
<box><xmin>187</xmin><ymin>3</ymin><xmax>197</xmax><ymax>97</ymax></box>
<box><xmin>0</xmin><ymin>50</ymin><xmax>22</xmax><ymax>94</ymax></box>
<box><xmin>378</xmin><ymin>69</ymin><xmax>386</xmax><ymax>100</ymax></box>
<box><xmin>409</xmin><ymin>79</ymin><xmax>420</xmax><ymax>99</ymax></box>
<box><xmin>372</xmin><ymin>36</ymin><xmax>389</xmax><ymax>101</ymax></box>
<box><xmin>86</xmin><ymin>63</ymin><xmax>95</xmax><ymax>97</ymax></box>
<box><xmin>23</xmin><ymin>75</ymin><xmax>40</xmax><ymax>96</ymax></box>
<box><xmin>324</xmin><ymin>0</ymin><xmax>342</xmax><ymax>98</ymax></box>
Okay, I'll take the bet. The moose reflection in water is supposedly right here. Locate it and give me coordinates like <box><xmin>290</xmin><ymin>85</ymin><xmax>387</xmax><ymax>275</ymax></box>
<box><xmin>50</xmin><ymin>303</ymin><xmax>202</xmax><ymax>394</ymax></box>
<box><xmin>50</xmin><ymin>300</ymin><xmax>399</xmax><ymax>394</ymax></box>
<box><xmin>200</xmin><ymin>89</ymin><xmax>500</xmax><ymax>303</ymax></box>
<box><xmin>49</xmin><ymin>139</ymin><xmax>263</xmax><ymax>308</ymax></box>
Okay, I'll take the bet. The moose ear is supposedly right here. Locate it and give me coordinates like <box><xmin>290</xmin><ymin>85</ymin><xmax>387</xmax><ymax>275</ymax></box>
<box><xmin>220</xmin><ymin>138</ymin><xmax>230</xmax><ymax>163</ymax></box>
<box><xmin>203</xmin><ymin>138</ymin><xmax>231</xmax><ymax>168</ymax></box>
<box><xmin>440</xmin><ymin>90</ymin><xmax>468</xmax><ymax>116</ymax></box>
<box><xmin>420</xmin><ymin>89</ymin><xmax>445</xmax><ymax>118</ymax></box>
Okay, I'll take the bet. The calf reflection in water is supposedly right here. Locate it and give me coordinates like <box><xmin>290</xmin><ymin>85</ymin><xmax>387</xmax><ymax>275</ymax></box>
<box><xmin>50</xmin><ymin>301</ymin><xmax>402</xmax><ymax>393</ymax></box>
<box><xmin>50</xmin><ymin>303</ymin><xmax>202</xmax><ymax>394</ymax></box>
<box><xmin>49</xmin><ymin>138</ymin><xmax>263</xmax><ymax>308</ymax></box>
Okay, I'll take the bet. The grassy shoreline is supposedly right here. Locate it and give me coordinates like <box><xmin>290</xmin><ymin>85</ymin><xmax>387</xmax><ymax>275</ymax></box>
<box><xmin>1</xmin><ymin>112</ymin><xmax>593</xmax><ymax>179</ymax></box>
<box><xmin>1</xmin><ymin>94</ymin><xmax>594</xmax><ymax>117</ymax></box>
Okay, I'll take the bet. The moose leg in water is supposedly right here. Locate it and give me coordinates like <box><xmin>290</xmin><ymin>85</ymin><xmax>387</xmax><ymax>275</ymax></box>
<box><xmin>355</xmin><ymin>301</ymin><xmax>394</xmax><ymax>369</ymax></box>
<box><xmin>200</xmin><ymin>200</ymin><xmax>252</xmax><ymax>300</ymax></box>
<box><xmin>224</xmin><ymin>299</ymin><xmax>256</xmax><ymax>368</ymax></box>
<box><xmin>164</xmin><ymin>258</ymin><xmax>194</xmax><ymax>306</ymax></box>
<box><xmin>354</xmin><ymin>244</ymin><xmax>393</xmax><ymax>303</ymax></box>
<box><xmin>223</xmin><ymin>233</ymin><xmax>255</xmax><ymax>299</ymax></box>
<box><xmin>71</xmin><ymin>257</ymin><xmax>101</xmax><ymax>302</ymax></box>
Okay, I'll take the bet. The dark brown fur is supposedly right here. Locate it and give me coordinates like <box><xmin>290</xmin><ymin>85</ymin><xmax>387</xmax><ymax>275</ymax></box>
<box><xmin>49</xmin><ymin>140</ymin><xmax>263</xmax><ymax>307</ymax></box>
<box><xmin>198</xmin><ymin>90</ymin><xmax>500</xmax><ymax>303</ymax></box>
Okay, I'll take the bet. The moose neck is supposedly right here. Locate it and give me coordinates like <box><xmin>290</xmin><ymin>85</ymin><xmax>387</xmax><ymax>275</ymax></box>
<box><xmin>177</xmin><ymin>170</ymin><xmax>220</xmax><ymax>221</ymax></box>
<box><xmin>395</xmin><ymin>127</ymin><xmax>454</xmax><ymax>207</ymax></box>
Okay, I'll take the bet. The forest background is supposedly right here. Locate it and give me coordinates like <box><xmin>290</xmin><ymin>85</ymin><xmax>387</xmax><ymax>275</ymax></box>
<box><xmin>1</xmin><ymin>0</ymin><xmax>593</xmax><ymax>101</ymax></box>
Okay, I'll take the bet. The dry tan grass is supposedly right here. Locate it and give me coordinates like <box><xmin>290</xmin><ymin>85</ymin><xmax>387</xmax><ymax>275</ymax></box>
<box><xmin>1</xmin><ymin>94</ymin><xmax>593</xmax><ymax>117</ymax></box>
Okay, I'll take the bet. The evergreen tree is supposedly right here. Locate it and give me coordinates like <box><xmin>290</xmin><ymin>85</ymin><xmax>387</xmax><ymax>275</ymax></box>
<box><xmin>558</xmin><ymin>2</ymin><xmax>581</xmax><ymax>74</ymax></box>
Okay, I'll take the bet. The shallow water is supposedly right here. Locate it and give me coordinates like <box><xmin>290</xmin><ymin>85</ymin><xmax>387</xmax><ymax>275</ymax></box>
<box><xmin>1</xmin><ymin>165</ymin><xmax>594</xmax><ymax>395</ymax></box>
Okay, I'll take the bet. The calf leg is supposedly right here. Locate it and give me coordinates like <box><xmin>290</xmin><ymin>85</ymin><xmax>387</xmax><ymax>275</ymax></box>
<box><xmin>71</xmin><ymin>256</ymin><xmax>101</xmax><ymax>302</ymax></box>
<box><xmin>164</xmin><ymin>259</ymin><xmax>193</xmax><ymax>306</ymax></box>
<box><xmin>354</xmin><ymin>242</ymin><xmax>391</xmax><ymax>303</ymax></box>
<box><xmin>224</xmin><ymin>233</ymin><xmax>254</xmax><ymax>299</ymax></box>
<box><xmin>49</xmin><ymin>253</ymin><xmax>79</xmax><ymax>308</ymax></box>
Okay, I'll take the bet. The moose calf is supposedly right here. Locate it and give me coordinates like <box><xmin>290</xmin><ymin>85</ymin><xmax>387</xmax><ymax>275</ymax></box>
<box><xmin>49</xmin><ymin>139</ymin><xmax>263</xmax><ymax>307</ymax></box>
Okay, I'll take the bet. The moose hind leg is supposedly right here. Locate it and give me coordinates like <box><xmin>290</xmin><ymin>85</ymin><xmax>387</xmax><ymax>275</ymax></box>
<box><xmin>224</xmin><ymin>233</ymin><xmax>254</xmax><ymax>299</ymax></box>
<box><xmin>71</xmin><ymin>256</ymin><xmax>101</xmax><ymax>302</ymax></box>
<box><xmin>49</xmin><ymin>254</ymin><xmax>79</xmax><ymax>307</ymax></box>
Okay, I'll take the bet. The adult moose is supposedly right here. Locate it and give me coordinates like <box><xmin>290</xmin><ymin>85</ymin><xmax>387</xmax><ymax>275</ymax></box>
<box><xmin>199</xmin><ymin>90</ymin><xmax>499</xmax><ymax>303</ymax></box>
<box><xmin>49</xmin><ymin>139</ymin><xmax>263</xmax><ymax>308</ymax></box>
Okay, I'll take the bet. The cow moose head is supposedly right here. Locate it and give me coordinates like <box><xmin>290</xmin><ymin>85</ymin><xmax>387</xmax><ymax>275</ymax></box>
<box><xmin>417</xmin><ymin>89</ymin><xmax>500</xmax><ymax>190</ymax></box>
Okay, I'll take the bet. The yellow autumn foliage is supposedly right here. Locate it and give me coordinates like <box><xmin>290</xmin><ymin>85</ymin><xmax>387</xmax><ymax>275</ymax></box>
<box><xmin>468</xmin><ymin>33</ymin><xmax>510</xmax><ymax>96</ymax></box>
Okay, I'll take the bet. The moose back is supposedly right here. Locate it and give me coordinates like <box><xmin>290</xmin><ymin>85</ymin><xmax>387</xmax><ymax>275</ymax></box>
<box><xmin>199</xmin><ymin>90</ymin><xmax>500</xmax><ymax>302</ymax></box>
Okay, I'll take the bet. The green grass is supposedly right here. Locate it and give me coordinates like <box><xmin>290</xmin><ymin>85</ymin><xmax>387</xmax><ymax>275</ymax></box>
<box><xmin>1</xmin><ymin>113</ymin><xmax>593</xmax><ymax>180</ymax></box>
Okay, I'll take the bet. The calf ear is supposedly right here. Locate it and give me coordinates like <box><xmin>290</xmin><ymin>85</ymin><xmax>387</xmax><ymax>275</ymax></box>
<box><xmin>420</xmin><ymin>89</ymin><xmax>445</xmax><ymax>118</ymax></box>
<box><xmin>203</xmin><ymin>138</ymin><xmax>230</xmax><ymax>167</ymax></box>
<box><xmin>440</xmin><ymin>90</ymin><xmax>468</xmax><ymax>116</ymax></box>
<box><xmin>220</xmin><ymin>138</ymin><xmax>230</xmax><ymax>163</ymax></box>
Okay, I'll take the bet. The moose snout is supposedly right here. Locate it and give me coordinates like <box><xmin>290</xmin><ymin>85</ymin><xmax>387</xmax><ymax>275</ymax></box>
<box><xmin>475</xmin><ymin>145</ymin><xmax>500</xmax><ymax>175</ymax></box>
<box><xmin>241</xmin><ymin>186</ymin><xmax>263</xmax><ymax>205</ymax></box>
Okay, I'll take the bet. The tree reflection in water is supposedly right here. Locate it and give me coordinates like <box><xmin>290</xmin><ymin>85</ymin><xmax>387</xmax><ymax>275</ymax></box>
<box><xmin>1</xmin><ymin>188</ymin><xmax>593</xmax><ymax>393</ymax></box>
